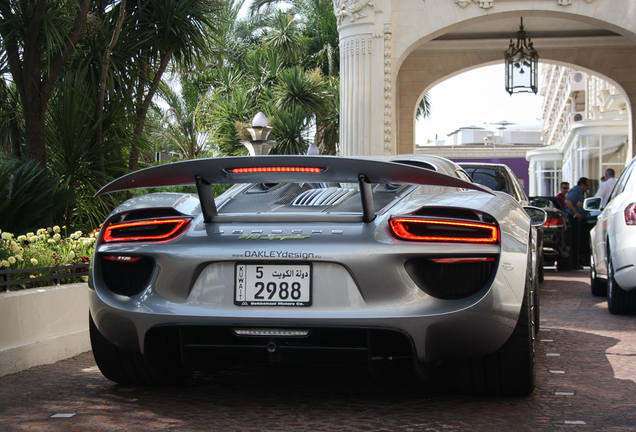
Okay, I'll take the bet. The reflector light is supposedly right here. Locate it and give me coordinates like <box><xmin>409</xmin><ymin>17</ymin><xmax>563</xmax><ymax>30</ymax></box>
<box><xmin>389</xmin><ymin>218</ymin><xmax>499</xmax><ymax>244</ymax></box>
<box><xmin>544</xmin><ymin>217</ymin><xmax>565</xmax><ymax>228</ymax></box>
<box><xmin>103</xmin><ymin>218</ymin><xmax>191</xmax><ymax>243</ymax></box>
<box><xmin>229</xmin><ymin>167</ymin><xmax>323</xmax><ymax>173</ymax></box>
<box><xmin>430</xmin><ymin>257</ymin><xmax>496</xmax><ymax>263</ymax></box>
<box><xmin>103</xmin><ymin>255</ymin><xmax>142</xmax><ymax>262</ymax></box>
<box><xmin>625</xmin><ymin>203</ymin><xmax>636</xmax><ymax>225</ymax></box>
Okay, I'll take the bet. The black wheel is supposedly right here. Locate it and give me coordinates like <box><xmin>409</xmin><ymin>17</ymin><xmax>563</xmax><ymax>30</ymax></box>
<box><xmin>607</xmin><ymin>256</ymin><xmax>636</xmax><ymax>315</ymax></box>
<box><xmin>90</xmin><ymin>315</ymin><xmax>193</xmax><ymax>386</ymax></box>
<box><xmin>556</xmin><ymin>255</ymin><xmax>572</xmax><ymax>271</ymax></box>
<box><xmin>454</xmin><ymin>250</ymin><xmax>535</xmax><ymax>396</ymax></box>
<box><xmin>590</xmin><ymin>255</ymin><xmax>607</xmax><ymax>297</ymax></box>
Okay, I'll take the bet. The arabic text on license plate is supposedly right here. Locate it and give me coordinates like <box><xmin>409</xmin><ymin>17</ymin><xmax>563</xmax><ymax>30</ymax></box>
<box><xmin>235</xmin><ymin>264</ymin><xmax>311</xmax><ymax>307</ymax></box>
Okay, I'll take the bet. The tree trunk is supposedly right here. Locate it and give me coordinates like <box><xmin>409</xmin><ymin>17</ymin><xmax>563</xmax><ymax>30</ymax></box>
<box><xmin>128</xmin><ymin>48</ymin><xmax>174</xmax><ymax>173</ymax></box>
<box><xmin>94</xmin><ymin>0</ymin><xmax>127</xmax><ymax>178</ymax></box>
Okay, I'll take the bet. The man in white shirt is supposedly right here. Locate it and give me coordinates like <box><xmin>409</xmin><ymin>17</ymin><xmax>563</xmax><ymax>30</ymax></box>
<box><xmin>595</xmin><ymin>168</ymin><xmax>618</xmax><ymax>208</ymax></box>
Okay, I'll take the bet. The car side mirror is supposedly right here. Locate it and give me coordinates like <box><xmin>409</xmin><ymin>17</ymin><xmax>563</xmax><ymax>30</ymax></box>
<box><xmin>583</xmin><ymin>197</ymin><xmax>602</xmax><ymax>211</ymax></box>
<box><xmin>523</xmin><ymin>206</ymin><xmax>547</xmax><ymax>227</ymax></box>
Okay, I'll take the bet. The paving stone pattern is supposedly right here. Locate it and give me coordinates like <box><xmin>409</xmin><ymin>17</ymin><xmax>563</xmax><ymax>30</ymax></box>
<box><xmin>1</xmin><ymin>269</ymin><xmax>635</xmax><ymax>431</ymax></box>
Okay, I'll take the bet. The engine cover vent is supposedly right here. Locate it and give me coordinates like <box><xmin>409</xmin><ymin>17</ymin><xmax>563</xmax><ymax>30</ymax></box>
<box><xmin>291</xmin><ymin>187</ymin><xmax>356</xmax><ymax>206</ymax></box>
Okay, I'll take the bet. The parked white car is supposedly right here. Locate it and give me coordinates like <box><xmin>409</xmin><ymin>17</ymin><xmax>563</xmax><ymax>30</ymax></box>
<box><xmin>585</xmin><ymin>156</ymin><xmax>636</xmax><ymax>314</ymax></box>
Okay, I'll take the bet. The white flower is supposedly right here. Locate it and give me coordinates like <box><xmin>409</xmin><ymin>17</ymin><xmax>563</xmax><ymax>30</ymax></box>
<box><xmin>83</xmin><ymin>240</ymin><xmax>92</xmax><ymax>247</ymax></box>
<box><xmin>17</xmin><ymin>235</ymin><xmax>27</xmax><ymax>242</ymax></box>
<box><xmin>8</xmin><ymin>256</ymin><xmax>16</xmax><ymax>265</ymax></box>
<box><xmin>0</xmin><ymin>261</ymin><xmax>4</xmax><ymax>268</ymax></box>
<box><xmin>68</xmin><ymin>251</ymin><xmax>75</xmax><ymax>260</ymax></box>
<box><xmin>48</xmin><ymin>239</ymin><xmax>56</xmax><ymax>244</ymax></box>
<box><xmin>1</xmin><ymin>260</ymin><xmax>9</xmax><ymax>267</ymax></box>
<box><xmin>16</xmin><ymin>255</ymin><xmax>23</xmax><ymax>262</ymax></box>
<box><xmin>26</xmin><ymin>232</ymin><xmax>34</xmax><ymax>237</ymax></box>
<box><xmin>70</xmin><ymin>233</ymin><xmax>79</xmax><ymax>240</ymax></box>
<box><xmin>47</xmin><ymin>227</ymin><xmax>52</xmax><ymax>233</ymax></box>
<box><xmin>1</xmin><ymin>232</ymin><xmax>12</xmax><ymax>240</ymax></box>
<box><xmin>37</xmin><ymin>228</ymin><xmax>46</xmax><ymax>236</ymax></box>
<box><xmin>30</xmin><ymin>258</ymin><xmax>38</xmax><ymax>266</ymax></box>
<box><xmin>53</xmin><ymin>234</ymin><xmax>61</xmax><ymax>241</ymax></box>
<box><xmin>29</xmin><ymin>236</ymin><xmax>39</xmax><ymax>242</ymax></box>
<box><xmin>74</xmin><ymin>230</ymin><xmax>83</xmax><ymax>236</ymax></box>
<box><xmin>53</xmin><ymin>226</ymin><xmax>61</xmax><ymax>233</ymax></box>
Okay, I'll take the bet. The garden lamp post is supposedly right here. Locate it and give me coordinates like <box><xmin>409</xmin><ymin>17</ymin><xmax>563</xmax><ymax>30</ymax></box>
<box><xmin>241</xmin><ymin>112</ymin><xmax>277</xmax><ymax>156</ymax></box>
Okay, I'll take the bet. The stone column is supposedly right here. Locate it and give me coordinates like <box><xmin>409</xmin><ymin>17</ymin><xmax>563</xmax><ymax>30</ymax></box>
<box><xmin>336</xmin><ymin>1</ymin><xmax>391</xmax><ymax>156</ymax></box>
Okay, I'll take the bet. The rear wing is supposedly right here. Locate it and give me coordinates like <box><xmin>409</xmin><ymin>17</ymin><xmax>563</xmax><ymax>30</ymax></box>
<box><xmin>96</xmin><ymin>155</ymin><xmax>492</xmax><ymax>223</ymax></box>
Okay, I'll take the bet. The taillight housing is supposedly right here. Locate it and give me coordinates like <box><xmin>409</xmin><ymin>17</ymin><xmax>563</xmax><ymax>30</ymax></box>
<box><xmin>102</xmin><ymin>218</ymin><xmax>192</xmax><ymax>243</ymax></box>
<box><xmin>389</xmin><ymin>217</ymin><xmax>499</xmax><ymax>245</ymax></box>
<box><xmin>625</xmin><ymin>203</ymin><xmax>636</xmax><ymax>225</ymax></box>
<box><xmin>544</xmin><ymin>216</ymin><xmax>565</xmax><ymax>228</ymax></box>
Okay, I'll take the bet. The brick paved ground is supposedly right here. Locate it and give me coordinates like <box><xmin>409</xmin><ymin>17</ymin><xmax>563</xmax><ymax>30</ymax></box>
<box><xmin>1</xmin><ymin>268</ymin><xmax>635</xmax><ymax>431</ymax></box>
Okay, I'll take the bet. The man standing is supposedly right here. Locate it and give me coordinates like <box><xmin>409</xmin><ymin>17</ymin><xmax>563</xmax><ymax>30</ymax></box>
<box><xmin>595</xmin><ymin>168</ymin><xmax>617</xmax><ymax>208</ymax></box>
<box><xmin>565</xmin><ymin>177</ymin><xmax>591</xmax><ymax>269</ymax></box>
<box><xmin>555</xmin><ymin>182</ymin><xmax>569</xmax><ymax>211</ymax></box>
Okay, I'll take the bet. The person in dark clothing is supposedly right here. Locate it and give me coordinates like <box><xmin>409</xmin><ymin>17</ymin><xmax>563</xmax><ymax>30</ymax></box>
<box><xmin>564</xmin><ymin>177</ymin><xmax>591</xmax><ymax>269</ymax></box>
<box><xmin>555</xmin><ymin>182</ymin><xmax>569</xmax><ymax>211</ymax></box>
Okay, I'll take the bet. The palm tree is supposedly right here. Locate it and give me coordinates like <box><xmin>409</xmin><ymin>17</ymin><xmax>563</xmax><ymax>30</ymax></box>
<box><xmin>417</xmin><ymin>93</ymin><xmax>432</xmax><ymax>120</ymax></box>
<box><xmin>0</xmin><ymin>0</ymin><xmax>91</xmax><ymax>170</ymax></box>
<box><xmin>151</xmin><ymin>80</ymin><xmax>212</xmax><ymax>159</ymax></box>
<box><xmin>119</xmin><ymin>0</ymin><xmax>223</xmax><ymax>172</ymax></box>
<box><xmin>261</xmin><ymin>11</ymin><xmax>309</xmax><ymax>63</ymax></box>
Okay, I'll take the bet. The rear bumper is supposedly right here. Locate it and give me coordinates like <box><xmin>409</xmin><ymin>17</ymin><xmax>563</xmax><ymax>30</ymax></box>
<box><xmin>89</xmin><ymin>268</ymin><xmax>521</xmax><ymax>368</ymax></box>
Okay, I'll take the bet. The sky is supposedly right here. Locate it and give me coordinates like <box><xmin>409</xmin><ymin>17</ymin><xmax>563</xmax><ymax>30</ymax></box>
<box><xmin>415</xmin><ymin>64</ymin><xmax>544</xmax><ymax>145</ymax></box>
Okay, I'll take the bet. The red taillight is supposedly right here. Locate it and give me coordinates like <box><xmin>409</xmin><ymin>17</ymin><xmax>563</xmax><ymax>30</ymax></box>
<box><xmin>102</xmin><ymin>218</ymin><xmax>191</xmax><ymax>243</ymax></box>
<box><xmin>544</xmin><ymin>216</ymin><xmax>565</xmax><ymax>228</ymax></box>
<box><xmin>389</xmin><ymin>218</ymin><xmax>499</xmax><ymax>244</ymax></box>
<box><xmin>430</xmin><ymin>257</ymin><xmax>496</xmax><ymax>263</ymax></box>
<box><xmin>625</xmin><ymin>203</ymin><xmax>636</xmax><ymax>225</ymax></box>
<box><xmin>229</xmin><ymin>167</ymin><xmax>323</xmax><ymax>173</ymax></box>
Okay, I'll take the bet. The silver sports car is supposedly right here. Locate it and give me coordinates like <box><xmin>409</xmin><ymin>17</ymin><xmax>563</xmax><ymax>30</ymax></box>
<box><xmin>89</xmin><ymin>154</ymin><xmax>542</xmax><ymax>396</ymax></box>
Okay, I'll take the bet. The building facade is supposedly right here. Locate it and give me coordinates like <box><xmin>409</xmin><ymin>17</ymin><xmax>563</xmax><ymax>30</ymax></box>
<box><xmin>527</xmin><ymin>65</ymin><xmax>629</xmax><ymax>197</ymax></box>
<box><xmin>335</xmin><ymin>0</ymin><xmax>636</xmax><ymax>170</ymax></box>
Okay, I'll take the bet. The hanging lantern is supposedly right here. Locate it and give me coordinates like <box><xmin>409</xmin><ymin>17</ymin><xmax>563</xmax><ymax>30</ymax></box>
<box><xmin>504</xmin><ymin>18</ymin><xmax>539</xmax><ymax>95</ymax></box>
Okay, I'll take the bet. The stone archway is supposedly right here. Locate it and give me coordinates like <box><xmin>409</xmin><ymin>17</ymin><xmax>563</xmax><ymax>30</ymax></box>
<box><xmin>336</xmin><ymin>0</ymin><xmax>636</xmax><ymax>158</ymax></box>
<box><xmin>397</xmin><ymin>45</ymin><xmax>636</xmax><ymax>156</ymax></box>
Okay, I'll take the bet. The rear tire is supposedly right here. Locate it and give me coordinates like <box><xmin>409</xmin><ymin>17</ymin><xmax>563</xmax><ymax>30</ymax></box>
<box><xmin>556</xmin><ymin>255</ymin><xmax>572</xmax><ymax>271</ymax></box>
<box><xmin>90</xmin><ymin>315</ymin><xmax>193</xmax><ymax>386</ymax></box>
<box><xmin>607</xmin><ymin>256</ymin><xmax>636</xmax><ymax>315</ymax></box>
<box><xmin>590</xmin><ymin>256</ymin><xmax>607</xmax><ymax>297</ymax></box>
<box><xmin>454</xmin><ymin>250</ymin><xmax>536</xmax><ymax>396</ymax></box>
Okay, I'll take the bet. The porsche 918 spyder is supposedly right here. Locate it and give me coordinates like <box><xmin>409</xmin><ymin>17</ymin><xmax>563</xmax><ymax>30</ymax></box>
<box><xmin>89</xmin><ymin>154</ymin><xmax>544</xmax><ymax>396</ymax></box>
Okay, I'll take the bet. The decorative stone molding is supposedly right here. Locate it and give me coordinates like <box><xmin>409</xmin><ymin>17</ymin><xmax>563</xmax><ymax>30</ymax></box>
<box><xmin>383</xmin><ymin>23</ymin><xmax>392</xmax><ymax>155</ymax></box>
<box><xmin>454</xmin><ymin>0</ymin><xmax>595</xmax><ymax>8</ymax></box>
<box><xmin>334</xmin><ymin>0</ymin><xmax>375</xmax><ymax>24</ymax></box>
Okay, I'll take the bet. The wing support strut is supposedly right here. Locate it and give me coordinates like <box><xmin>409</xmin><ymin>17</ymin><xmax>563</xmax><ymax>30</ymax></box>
<box><xmin>195</xmin><ymin>175</ymin><xmax>218</xmax><ymax>223</ymax></box>
<box><xmin>358</xmin><ymin>173</ymin><xmax>375</xmax><ymax>223</ymax></box>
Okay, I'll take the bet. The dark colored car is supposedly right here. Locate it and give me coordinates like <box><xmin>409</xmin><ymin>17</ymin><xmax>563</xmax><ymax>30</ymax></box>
<box><xmin>529</xmin><ymin>196</ymin><xmax>571</xmax><ymax>271</ymax></box>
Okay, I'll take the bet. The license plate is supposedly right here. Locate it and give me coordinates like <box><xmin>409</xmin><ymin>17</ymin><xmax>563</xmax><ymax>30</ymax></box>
<box><xmin>235</xmin><ymin>264</ymin><xmax>312</xmax><ymax>306</ymax></box>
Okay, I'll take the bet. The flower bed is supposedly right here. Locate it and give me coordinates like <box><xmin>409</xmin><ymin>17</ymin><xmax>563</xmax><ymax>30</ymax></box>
<box><xmin>0</xmin><ymin>226</ymin><xmax>96</xmax><ymax>292</ymax></box>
